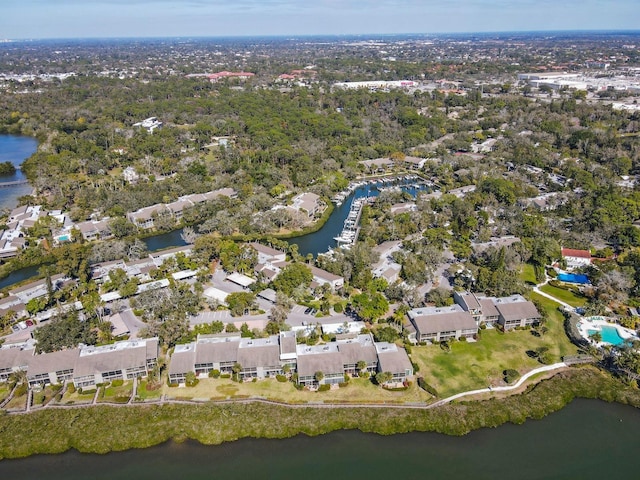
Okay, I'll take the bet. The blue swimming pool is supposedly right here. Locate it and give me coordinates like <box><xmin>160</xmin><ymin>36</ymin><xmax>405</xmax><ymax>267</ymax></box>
<box><xmin>557</xmin><ymin>273</ymin><xmax>589</xmax><ymax>284</ymax></box>
<box><xmin>588</xmin><ymin>325</ymin><xmax>626</xmax><ymax>346</ymax></box>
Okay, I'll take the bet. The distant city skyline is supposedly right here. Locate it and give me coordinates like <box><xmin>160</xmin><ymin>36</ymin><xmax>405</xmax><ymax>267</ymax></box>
<box><xmin>2</xmin><ymin>0</ymin><xmax>639</xmax><ymax>40</ymax></box>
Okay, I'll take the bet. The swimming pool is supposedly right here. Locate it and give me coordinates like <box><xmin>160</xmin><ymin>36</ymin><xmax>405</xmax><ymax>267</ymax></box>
<box><xmin>557</xmin><ymin>273</ymin><xmax>589</xmax><ymax>284</ymax></box>
<box><xmin>587</xmin><ymin>325</ymin><xmax>627</xmax><ymax>346</ymax></box>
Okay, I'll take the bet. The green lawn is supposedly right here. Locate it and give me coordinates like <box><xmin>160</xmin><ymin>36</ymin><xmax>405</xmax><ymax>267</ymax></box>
<box><xmin>61</xmin><ymin>388</ymin><xmax>96</xmax><ymax>405</ymax></box>
<box><xmin>520</xmin><ymin>263</ymin><xmax>537</xmax><ymax>285</ymax></box>
<box><xmin>539</xmin><ymin>284</ymin><xmax>586</xmax><ymax>307</ymax></box>
<box><xmin>410</xmin><ymin>296</ymin><xmax>577</xmax><ymax>398</ymax></box>
<box><xmin>31</xmin><ymin>385</ymin><xmax>63</xmax><ymax>407</ymax></box>
<box><xmin>98</xmin><ymin>381</ymin><xmax>133</xmax><ymax>403</ymax></box>
<box><xmin>135</xmin><ymin>381</ymin><xmax>162</xmax><ymax>402</ymax></box>
<box><xmin>0</xmin><ymin>384</ymin><xmax>10</xmax><ymax>404</ymax></box>
<box><xmin>164</xmin><ymin>376</ymin><xmax>432</xmax><ymax>404</ymax></box>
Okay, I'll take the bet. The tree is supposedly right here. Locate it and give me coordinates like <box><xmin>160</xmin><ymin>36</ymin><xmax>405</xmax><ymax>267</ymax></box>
<box><xmin>356</xmin><ymin>360</ymin><xmax>367</xmax><ymax>375</ymax></box>
<box><xmin>375</xmin><ymin>371</ymin><xmax>393</xmax><ymax>385</ymax></box>
<box><xmin>226</xmin><ymin>291</ymin><xmax>256</xmax><ymax>317</ymax></box>
<box><xmin>232</xmin><ymin>362</ymin><xmax>242</xmax><ymax>382</ymax></box>
<box><xmin>272</xmin><ymin>263</ymin><xmax>313</xmax><ymax>296</ymax></box>
<box><xmin>314</xmin><ymin>371</ymin><xmax>324</xmax><ymax>383</ymax></box>
<box><xmin>351</xmin><ymin>291</ymin><xmax>389</xmax><ymax>322</ymax></box>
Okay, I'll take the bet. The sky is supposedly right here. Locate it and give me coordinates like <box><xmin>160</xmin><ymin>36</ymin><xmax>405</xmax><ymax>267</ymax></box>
<box><xmin>1</xmin><ymin>0</ymin><xmax>639</xmax><ymax>39</ymax></box>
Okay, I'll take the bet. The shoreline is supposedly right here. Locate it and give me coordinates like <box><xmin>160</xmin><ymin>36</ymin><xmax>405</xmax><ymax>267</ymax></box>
<box><xmin>0</xmin><ymin>367</ymin><xmax>637</xmax><ymax>460</ymax></box>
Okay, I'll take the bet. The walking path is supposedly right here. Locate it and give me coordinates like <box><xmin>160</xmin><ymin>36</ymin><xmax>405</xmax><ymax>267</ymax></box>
<box><xmin>531</xmin><ymin>276</ymin><xmax>574</xmax><ymax>311</ymax></box>
<box><xmin>8</xmin><ymin>364</ymin><xmax>570</xmax><ymax>415</ymax></box>
<box><xmin>429</xmin><ymin>362</ymin><xmax>567</xmax><ymax>408</ymax></box>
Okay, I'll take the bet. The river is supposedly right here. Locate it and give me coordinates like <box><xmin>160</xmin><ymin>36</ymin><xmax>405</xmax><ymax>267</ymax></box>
<box><xmin>143</xmin><ymin>177</ymin><xmax>430</xmax><ymax>256</ymax></box>
<box><xmin>0</xmin><ymin>399</ymin><xmax>637</xmax><ymax>479</ymax></box>
<box><xmin>0</xmin><ymin>135</ymin><xmax>37</xmax><ymax>211</ymax></box>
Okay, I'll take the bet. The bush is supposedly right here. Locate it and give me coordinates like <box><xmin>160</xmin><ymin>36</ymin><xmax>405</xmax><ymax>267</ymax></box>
<box><xmin>338</xmin><ymin>382</ymin><xmax>349</xmax><ymax>388</ymax></box>
<box><xmin>13</xmin><ymin>383</ymin><xmax>27</xmax><ymax>397</ymax></box>
<box><xmin>411</xmin><ymin>361</ymin><xmax>420</xmax><ymax>373</ymax></box>
<box><xmin>111</xmin><ymin>379</ymin><xmax>124</xmax><ymax>387</ymax></box>
<box><xmin>167</xmin><ymin>383</ymin><xmax>178</xmax><ymax>388</ymax></box>
<box><xmin>317</xmin><ymin>384</ymin><xmax>331</xmax><ymax>392</ymax></box>
<box><xmin>417</xmin><ymin>377</ymin><xmax>438</xmax><ymax>397</ymax></box>
<box><xmin>252</xmin><ymin>378</ymin><xmax>257</xmax><ymax>383</ymax></box>
<box><xmin>67</xmin><ymin>383</ymin><xmax>76</xmax><ymax>394</ymax></box>
<box><xmin>209</xmin><ymin>369</ymin><xmax>221</xmax><ymax>378</ymax></box>
<box><xmin>403</xmin><ymin>344</ymin><xmax>412</xmax><ymax>354</ymax></box>
<box><xmin>503</xmin><ymin>369</ymin><xmax>519</xmax><ymax>384</ymax></box>
<box><xmin>333</xmin><ymin>302</ymin><xmax>344</xmax><ymax>313</ymax></box>
<box><xmin>220</xmin><ymin>374</ymin><xmax>231</xmax><ymax>379</ymax></box>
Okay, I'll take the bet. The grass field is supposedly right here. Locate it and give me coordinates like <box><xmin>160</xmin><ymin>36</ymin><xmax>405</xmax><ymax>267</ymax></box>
<box><xmin>164</xmin><ymin>377</ymin><xmax>432</xmax><ymax>404</ymax></box>
<box><xmin>61</xmin><ymin>389</ymin><xmax>96</xmax><ymax>405</ymax></box>
<box><xmin>539</xmin><ymin>284</ymin><xmax>587</xmax><ymax>307</ymax></box>
<box><xmin>520</xmin><ymin>263</ymin><xmax>537</xmax><ymax>285</ymax></box>
<box><xmin>135</xmin><ymin>380</ymin><xmax>163</xmax><ymax>401</ymax></box>
<box><xmin>98</xmin><ymin>381</ymin><xmax>133</xmax><ymax>403</ymax></box>
<box><xmin>410</xmin><ymin>295</ymin><xmax>577</xmax><ymax>398</ymax></box>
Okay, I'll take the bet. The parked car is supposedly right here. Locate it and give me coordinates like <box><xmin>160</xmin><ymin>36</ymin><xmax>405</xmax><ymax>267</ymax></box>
<box><xmin>25</xmin><ymin>320</ymin><xmax>34</xmax><ymax>327</ymax></box>
<box><xmin>304</xmin><ymin>307</ymin><xmax>313</xmax><ymax>315</ymax></box>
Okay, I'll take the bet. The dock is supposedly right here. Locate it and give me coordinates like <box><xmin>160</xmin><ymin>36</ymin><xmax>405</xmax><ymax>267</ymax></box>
<box><xmin>334</xmin><ymin>196</ymin><xmax>372</xmax><ymax>248</ymax></box>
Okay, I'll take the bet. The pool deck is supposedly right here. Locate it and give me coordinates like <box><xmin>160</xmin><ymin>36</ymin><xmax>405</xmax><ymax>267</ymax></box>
<box><xmin>577</xmin><ymin>317</ymin><xmax>638</xmax><ymax>347</ymax></box>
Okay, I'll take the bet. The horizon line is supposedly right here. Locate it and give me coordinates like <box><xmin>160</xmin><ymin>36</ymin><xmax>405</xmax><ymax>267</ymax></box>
<box><xmin>4</xmin><ymin>28</ymin><xmax>640</xmax><ymax>42</ymax></box>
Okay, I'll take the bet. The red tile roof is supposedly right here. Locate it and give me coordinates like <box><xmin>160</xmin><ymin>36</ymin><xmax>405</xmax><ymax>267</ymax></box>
<box><xmin>561</xmin><ymin>248</ymin><xmax>591</xmax><ymax>259</ymax></box>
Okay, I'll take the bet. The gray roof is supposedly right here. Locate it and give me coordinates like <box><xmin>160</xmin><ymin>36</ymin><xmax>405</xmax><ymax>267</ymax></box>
<box><xmin>279</xmin><ymin>332</ymin><xmax>297</xmax><ymax>356</ymax></box>
<box><xmin>237</xmin><ymin>339</ymin><xmax>280</xmax><ymax>368</ymax></box>
<box><xmin>457</xmin><ymin>292</ymin><xmax>481</xmax><ymax>311</ymax></box>
<box><xmin>168</xmin><ymin>344</ymin><xmax>196</xmax><ymax>376</ymax></box>
<box><xmin>479</xmin><ymin>298</ymin><xmax>499</xmax><ymax>317</ymax></box>
<box><xmin>494</xmin><ymin>301</ymin><xmax>541</xmax><ymax>321</ymax></box>
<box><xmin>410</xmin><ymin>311</ymin><xmax>477</xmax><ymax>335</ymax></box>
<box><xmin>297</xmin><ymin>350</ymin><xmax>344</xmax><ymax>377</ymax></box>
<box><xmin>26</xmin><ymin>348</ymin><xmax>79</xmax><ymax>377</ymax></box>
<box><xmin>194</xmin><ymin>339</ymin><xmax>240</xmax><ymax>364</ymax></box>
<box><xmin>0</xmin><ymin>346</ymin><xmax>33</xmax><ymax>371</ymax></box>
<box><xmin>337</xmin><ymin>337</ymin><xmax>377</xmax><ymax>365</ymax></box>
<box><xmin>74</xmin><ymin>339</ymin><xmax>154</xmax><ymax>377</ymax></box>
<box><xmin>376</xmin><ymin>345</ymin><xmax>413</xmax><ymax>375</ymax></box>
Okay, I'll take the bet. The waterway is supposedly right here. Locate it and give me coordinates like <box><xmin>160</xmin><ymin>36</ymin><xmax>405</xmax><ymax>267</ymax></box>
<box><xmin>0</xmin><ymin>399</ymin><xmax>637</xmax><ymax>479</ymax></box>
<box><xmin>0</xmin><ymin>135</ymin><xmax>37</xmax><ymax>210</ymax></box>
<box><xmin>141</xmin><ymin>178</ymin><xmax>429</xmax><ymax>256</ymax></box>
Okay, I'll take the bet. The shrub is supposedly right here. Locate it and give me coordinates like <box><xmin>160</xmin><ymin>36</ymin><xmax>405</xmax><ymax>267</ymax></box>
<box><xmin>110</xmin><ymin>379</ymin><xmax>124</xmax><ymax>387</ymax></box>
<box><xmin>459</xmin><ymin>336</ymin><xmax>467</xmax><ymax>342</ymax></box>
<box><xmin>13</xmin><ymin>382</ymin><xmax>29</xmax><ymax>397</ymax></box>
<box><xmin>318</xmin><ymin>384</ymin><xmax>331</xmax><ymax>392</ymax></box>
<box><xmin>252</xmin><ymin>378</ymin><xmax>257</xmax><ymax>383</ymax></box>
<box><xmin>276</xmin><ymin>374</ymin><xmax>287</xmax><ymax>383</ymax></box>
<box><xmin>209</xmin><ymin>369</ymin><xmax>221</xmax><ymax>378</ymax></box>
<box><xmin>417</xmin><ymin>377</ymin><xmax>438</xmax><ymax>397</ymax></box>
<box><xmin>220</xmin><ymin>374</ymin><xmax>231</xmax><ymax>379</ymax></box>
<box><xmin>403</xmin><ymin>343</ymin><xmax>412</xmax><ymax>354</ymax></box>
<box><xmin>411</xmin><ymin>361</ymin><xmax>420</xmax><ymax>373</ymax></box>
<box><xmin>67</xmin><ymin>383</ymin><xmax>76</xmax><ymax>394</ymax></box>
<box><xmin>167</xmin><ymin>383</ymin><xmax>178</xmax><ymax>388</ymax></box>
<box><xmin>503</xmin><ymin>369</ymin><xmax>519</xmax><ymax>384</ymax></box>
<box><xmin>338</xmin><ymin>382</ymin><xmax>349</xmax><ymax>388</ymax></box>
<box><xmin>360</xmin><ymin>371</ymin><xmax>370</xmax><ymax>379</ymax></box>
<box><xmin>333</xmin><ymin>302</ymin><xmax>344</xmax><ymax>313</ymax></box>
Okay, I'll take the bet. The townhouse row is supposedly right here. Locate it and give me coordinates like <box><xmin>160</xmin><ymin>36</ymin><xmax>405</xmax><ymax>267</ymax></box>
<box><xmin>169</xmin><ymin>332</ymin><xmax>413</xmax><ymax>387</ymax></box>
<box><xmin>0</xmin><ymin>337</ymin><xmax>158</xmax><ymax>389</ymax></box>
<box><xmin>406</xmin><ymin>292</ymin><xmax>541</xmax><ymax>343</ymax></box>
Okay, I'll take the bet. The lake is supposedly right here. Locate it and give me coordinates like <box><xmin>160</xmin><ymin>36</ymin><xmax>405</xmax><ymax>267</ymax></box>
<box><xmin>0</xmin><ymin>399</ymin><xmax>637</xmax><ymax>479</ymax></box>
<box><xmin>0</xmin><ymin>134</ymin><xmax>37</xmax><ymax>210</ymax></box>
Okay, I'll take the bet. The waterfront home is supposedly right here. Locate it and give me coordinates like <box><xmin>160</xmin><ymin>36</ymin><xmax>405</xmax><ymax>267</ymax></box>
<box><xmin>407</xmin><ymin>305</ymin><xmax>478</xmax><ymax>343</ymax></box>
<box><xmin>0</xmin><ymin>341</ymin><xmax>34</xmax><ymax>382</ymax></box>
<box><xmin>359</xmin><ymin>157</ymin><xmax>394</xmax><ymax>173</ymax></box>
<box><xmin>288</xmin><ymin>192</ymin><xmax>324</xmax><ymax>218</ymax></box>
<box><xmin>401</xmin><ymin>156</ymin><xmax>428</xmax><ymax>170</ymax></box>
<box><xmin>249</xmin><ymin>242</ymin><xmax>287</xmax><ymax>264</ymax></box>
<box><xmin>72</xmin><ymin>338</ymin><xmax>158</xmax><ymax>389</ymax></box>
<box><xmin>76</xmin><ymin>219</ymin><xmax>112</xmax><ymax>241</ymax></box>
<box><xmin>309</xmin><ymin>265</ymin><xmax>344</xmax><ymax>291</ymax></box>
<box><xmin>296</xmin><ymin>343</ymin><xmax>345</xmax><ymax>386</ymax></box>
<box><xmin>8</xmin><ymin>274</ymin><xmax>66</xmax><ymax>303</ymax></box>
<box><xmin>375</xmin><ymin>342</ymin><xmax>414</xmax><ymax>384</ymax></box>
<box><xmin>26</xmin><ymin>348</ymin><xmax>78</xmax><ymax>387</ymax></box>
<box><xmin>127</xmin><ymin>204</ymin><xmax>169</xmax><ymax>230</ymax></box>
